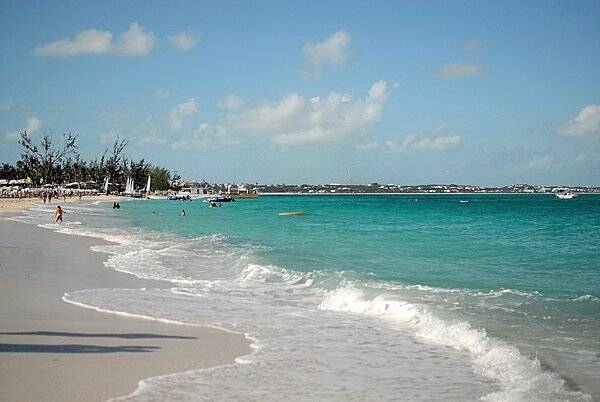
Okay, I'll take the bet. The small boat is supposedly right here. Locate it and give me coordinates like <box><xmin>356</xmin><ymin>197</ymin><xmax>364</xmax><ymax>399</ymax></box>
<box><xmin>278</xmin><ymin>211</ymin><xmax>305</xmax><ymax>216</ymax></box>
<box><xmin>168</xmin><ymin>186</ymin><xmax>212</xmax><ymax>201</ymax></box>
<box><xmin>206</xmin><ymin>195</ymin><xmax>235</xmax><ymax>203</ymax></box>
<box><xmin>556</xmin><ymin>191</ymin><xmax>577</xmax><ymax>200</ymax></box>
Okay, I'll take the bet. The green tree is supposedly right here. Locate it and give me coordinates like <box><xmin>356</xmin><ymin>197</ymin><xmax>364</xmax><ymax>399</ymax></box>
<box><xmin>18</xmin><ymin>130</ymin><xmax>78</xmax><ymax>185</ymax></box>
<box><xmin>127</xmin><ymin>159</ymin><xmax>151</xmax><ymax>191</ymax></box>
<box><xmin>148</xmin><ymin>166</ymin><xmax>172</xmax><ymax>191</ymax></box>
<box><xmin>102</xmin><ymin>137</ymin><xmax>128</xmax><ymax>190</ymax></box>
<box><xmin>0</xmin><ymin>163</ymin><xmax>17</xmax><ymax>180</ymax></box>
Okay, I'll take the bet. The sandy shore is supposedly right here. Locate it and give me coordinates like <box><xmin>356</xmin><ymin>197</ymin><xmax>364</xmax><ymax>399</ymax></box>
<box><xmin>0</xmin><ymin>195</ymin><xmax>124</xmax><ymax>215</ymax></box>
<box><xmin>0</xmin><ymin>215</ymin><xmax>251</xmax><ymax>401</ymax></box>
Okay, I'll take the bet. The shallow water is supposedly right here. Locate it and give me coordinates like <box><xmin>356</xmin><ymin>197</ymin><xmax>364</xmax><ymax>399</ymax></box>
<box><xmin>13</xmin><ymin>194</ymin><xmax>599</xmax><ymax>400</ymax></box>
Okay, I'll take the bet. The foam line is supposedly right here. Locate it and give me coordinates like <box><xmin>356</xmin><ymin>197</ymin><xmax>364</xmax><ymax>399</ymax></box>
<box><xmin>318</xmin><ymin>284</ymin><xmax>590</xmax><ymax>401</ymax></box>
<box><xmin>63</xmin><ymin>289</ymin><xmax>248</xmax><ymax>337</ymax></box>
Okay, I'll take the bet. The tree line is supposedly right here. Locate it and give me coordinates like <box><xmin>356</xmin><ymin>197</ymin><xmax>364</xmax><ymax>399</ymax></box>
<box><xmin>0</xmin><ymin>130</ymin><xmax>179</xmax><ymax>192</ymax></box>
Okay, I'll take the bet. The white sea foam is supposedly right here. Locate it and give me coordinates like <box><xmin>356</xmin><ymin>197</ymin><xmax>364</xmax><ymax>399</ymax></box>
<box><xmin>62</xmin><ymin>290</ymin><xmax>248</xmax><ymax>337</ymax></box>
<box><xmin>475</xmin><ymin>288</ymin><xmax>541</xmax><ymax>299</ymax></box>
<box><xmin>236</xmin><ymin>263</ymin><xmax>314</xmax><ymax>288</ymax></box>
<box><xmin>319</xmin><ymin>284</ymin><xmax>591</xmax><ymax>401</ymax></box>
<box><xmin>573</xmin><ymin>294</ymin><xmax>600</xmax><ymax>303</ymax></box>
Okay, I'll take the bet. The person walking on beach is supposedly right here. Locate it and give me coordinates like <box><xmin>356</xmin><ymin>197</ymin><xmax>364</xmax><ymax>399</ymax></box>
<box><xmin>55</xmin><ymin>205</ymin><xmax>64</xmax><ymax>223</ymax></box>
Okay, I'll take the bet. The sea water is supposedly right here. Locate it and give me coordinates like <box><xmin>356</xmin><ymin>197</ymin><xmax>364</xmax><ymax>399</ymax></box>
<box><xmin>13</xmin><ymin>194</ymin><xmax>600</xmax><ymax>401</ymax></box>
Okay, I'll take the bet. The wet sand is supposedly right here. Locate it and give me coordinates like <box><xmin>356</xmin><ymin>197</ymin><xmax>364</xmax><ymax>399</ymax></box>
<box><xmin>0</xmin><ymin>218</ymin><xmax>251</xmax><ymax>401</ymax></box>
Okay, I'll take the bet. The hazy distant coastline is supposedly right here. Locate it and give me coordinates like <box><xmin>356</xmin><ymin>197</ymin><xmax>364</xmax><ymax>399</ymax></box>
<box><xmin>253</xmin><ymin>183</ymin><xmax>600</xmax><ymax>195</ymax></box>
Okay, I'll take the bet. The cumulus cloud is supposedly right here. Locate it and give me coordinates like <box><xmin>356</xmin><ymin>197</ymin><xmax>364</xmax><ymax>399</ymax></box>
<box><xmin>218</xmin><ymin>94</ymin><xmax>244</xmax><ymax>111</ymax></box>
<box><xmin>34</xmin><ymin>22</ymin><xmax>155</xmax><ymax>57</ymax></box>
<box><xmin>557</xmin><ymin>105</ymin><xmax>600</xmax><ymax>138</ymax></box>
<box><xmin>226</xmin><ymin>80</ymin><xmax>388</xmax><ymax>146</ymax></box>
<box><xmin>170</xmin><ymin>123</ymin><xmax>239</xmax><ymax>150</ymax></box>
<box><xmin>4</xmin><ymin>116</ymin><xmax>42</xmax><ymax>141</ymax></box>
<box><xmin>112</xmin><ymin>23</ymin><xmax>155</xmax><ymax>56</ymax></box>
<box><xmin>386</xmin><ymin>134</ymin><xmax>462</xmax><ymax>152</ymax></box>
<box><xmin>169</xmin><ymin>31</ymin><xmax>200</xmax><ymax>51</ymax></box>
<box><xmin>169</xmin><ymin>99</ymin><xmax>198</xmax><ymax>132</ymax></box>
<box><xmin>303</xmin><ymin>30</ymin><xmax>352</xmax><ymax>74</ymax></box>
<box><xmin>436</xmin><ymin>62</ymin><xmax>484</xmax><ymax>79</ymax></box>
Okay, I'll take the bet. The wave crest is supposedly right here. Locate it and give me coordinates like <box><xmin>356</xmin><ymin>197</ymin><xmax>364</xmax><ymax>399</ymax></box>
<box><xmin>319</xmin><ymin>285</ymin><xmax>590</xmax><ymax>401</ymax></box>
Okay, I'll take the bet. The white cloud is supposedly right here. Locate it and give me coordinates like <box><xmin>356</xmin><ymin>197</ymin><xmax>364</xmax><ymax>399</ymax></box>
<box><xmin>226</xmin><ymin>80</ymin><xmax>388</xmax><ymax>146</ymax></box>
<box><xmin>170</xmin><ymin>123</ymin><xmax>239</xmax><ymax>150</ymax></box>
<box><xmin>4</xmin><ymin>116</ymin><xmax>42</xmax><ymax>141</ymax></box>
<box><xmin>169</xmin><ymin>99</ymin><xmax>198</xmax><ymax>132</ymax></box>
<box><xmin>557</xmin><ymin>105</ymin><xmax>600</xmax><ymax>138</ymax></box>
<box><xmin>155</xmin><ymin>88</ymin><xmax>170</xmax><ymax>100</ymax></box>
<box><xmin>355</xmin><ymin>141</ymin><xmax>379</xmax><ymax>151</ymax></box>
<box><xmin>169</xmin><ymin>32</ymin><xmax>200</xmax><ymax>51</ymax></box>
<box><xmin>34</xmin><ymin>29</ymin><xmax>112</xmax><ymax>56</ymax></box>
<box><xmin>218</xmin><ymin>94</ymin><xmax>244</xmax><ymax>111</ymax></box>
<box><xmin>386</xmin><ymin>134</ymin><xmax>462</xmax><ymax>152</ymax></box>
<box><xmin>112</xmin><ymin>23</ymin><xmax>155</xmax><ymax>56</ymax></box>
<box><xmin>0</xmin><ymin>100</ymin><xmax>16</xmax><ymax>111</ymax></box>
<box><xmin>463</xmin><ymin>39</ymin><xmax>483</xmax><ymax>52</ymax></box>
<box><xmin>34</xmin><ymin>22</ymin><xmax>155</xmax><ymax>57</ymax></box>
<box><xmin>303</xmin><ymin>30</ymin><xmax>352</xmax><ymax>73</ymax></box>
<box><xmin>436</xmin><ymin>62</ymin><xmax>485</xmax><ymax>79</ymax></box>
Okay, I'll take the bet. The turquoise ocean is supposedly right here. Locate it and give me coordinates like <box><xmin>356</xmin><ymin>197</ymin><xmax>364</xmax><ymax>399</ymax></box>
<box><xmin>15</xmin><ymin>194</ymin><xmax>600</xmax><ymax>401</ymax></box>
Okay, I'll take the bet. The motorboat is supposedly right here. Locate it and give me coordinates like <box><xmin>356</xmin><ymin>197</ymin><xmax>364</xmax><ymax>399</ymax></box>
<box><xmin>206</xmin><ymin>195</ymin><xmax>235</xmax><ymax>203</ymax></box>
<box><xmin>168</xmin><ymin>186</ymin><xmax>212</xmax><ymax>201</ymax></box>
<box><xmin>556</xmin><ymin>191</ymin><xmax>577</xmax><ymax>199</ymax></box>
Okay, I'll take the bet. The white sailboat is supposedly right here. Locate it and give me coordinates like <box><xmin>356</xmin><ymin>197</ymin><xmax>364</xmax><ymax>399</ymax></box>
<box><xmin>102</xmin><ymin>176</ymin><xmax>109</xmax><ymax>194</ymax></box>
<box><xmin>123</xmin><ymin>176</ymin><xmax>136</xmax><ymax>196</ymax></box>
<box><xmin>144</xmin><ymin>175</ymin><xmax>165</xmax><ymax>199</ymax></box>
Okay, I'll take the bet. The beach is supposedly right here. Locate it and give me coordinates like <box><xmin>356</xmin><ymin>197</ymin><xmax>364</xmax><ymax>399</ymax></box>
<box><xmin>0</xmin><ymin>205</ymin><xmax>251</xmax><ymax>402</ymax></box>
<box><xmin>1</xmin><ymin>195</ymin><xmax>597</xmax><ymax>401</ymax></box>
<box><xmin>0</xmin><ymin>195</ymin><xmax>123</xmax><ymax>215</ymax></box>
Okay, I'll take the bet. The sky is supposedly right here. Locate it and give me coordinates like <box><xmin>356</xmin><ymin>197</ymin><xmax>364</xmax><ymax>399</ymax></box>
<box><xmin>1</xmin><ymin>0</ymin><xmax>599</xmax><ymax>186</ymax></box>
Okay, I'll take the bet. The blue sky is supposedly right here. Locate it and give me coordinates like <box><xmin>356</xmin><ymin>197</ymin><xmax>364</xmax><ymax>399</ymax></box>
<box><xmin>1</xmin><ymin>1</ymin><xmax>599</xmax><ymax>185</ymax></box>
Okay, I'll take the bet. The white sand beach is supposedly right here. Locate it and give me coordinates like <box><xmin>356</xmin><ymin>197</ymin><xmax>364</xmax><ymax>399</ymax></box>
<box><xmin>0</xmin><ymin>211</ymin><xmax>251</xmax><ymax>401</ymax></box>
